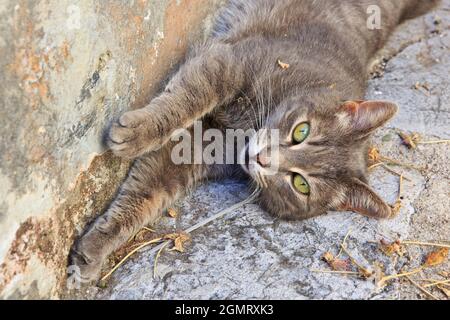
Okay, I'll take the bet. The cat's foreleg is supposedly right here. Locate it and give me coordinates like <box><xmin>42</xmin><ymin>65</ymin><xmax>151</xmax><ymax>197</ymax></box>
<box><xmin>70</xmin><ymin>140</ymin><xmax>221</xmax><ymax>282</ymax></box>
<box><xmin>401</xmin><ymin>0</ymin><xmax>441</xmax><ymax>20</ymax></box>
<box><xmin>107</xmin><ymin>42</ymin><xmax>245</xmax><ymax>159</ymax></box>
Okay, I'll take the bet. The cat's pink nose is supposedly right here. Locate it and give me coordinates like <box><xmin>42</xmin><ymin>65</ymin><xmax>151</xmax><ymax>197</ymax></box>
<box><xmin>257</xmin><ymin>153</ymin><xmax>270</xmax><ymax>168</ymax></box>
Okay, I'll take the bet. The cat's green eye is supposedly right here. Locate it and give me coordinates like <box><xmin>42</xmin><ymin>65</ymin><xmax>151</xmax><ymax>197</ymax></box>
<box><xmin>293</xmin><ymin>173</ymin><xmax>310</xmax><ymax>195</ymax></box>
<box><xmin>292</xmin><ymin>122</ymin><xmax>310</xmax><ymax>144</ymax></box>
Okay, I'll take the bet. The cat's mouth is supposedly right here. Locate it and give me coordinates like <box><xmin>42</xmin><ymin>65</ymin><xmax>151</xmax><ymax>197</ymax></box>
<box><xmin>239</xmin><ymin>130</ymin><xmax>278</xmax><ymax>188</ymax></box>
<box><xmin>240</xmin><ymin>143</ymin><xmax>265</xmax><ymax>176</ymax></box>
<box><xmin>241</xmin><ymin>146</ymin><xmax>271</xmax><ymax>188</ymax></box>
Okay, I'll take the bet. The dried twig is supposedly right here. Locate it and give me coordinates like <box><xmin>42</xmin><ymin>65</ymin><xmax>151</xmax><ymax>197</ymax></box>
<box><xmin>402</xmin><ymin>241</ymin><xmax>450</xmax><ymax>249</ymax></box>
<box><xmin>340</xmin><ymin>245</ymin><xmax>372</xmax><ymax>278</ymax></box>
<box><xmin>143</xmin><ymin>189</ymin><xmax>261</xmax><ymax>257</ymax></box>
<box><xmin>418</xmin><ymin>140</ymin><xmax>450</xmax><ymax>145</ymax></box>
<box><xmin>406</xmin><ymin>275</ymin><xmax>439</xmax><ymax>300</ymax></box>
<box><xmin>380</xmin><ymin>157</ymin><xmax>422</xmax><ymax>171</ymax></box>
<box><xmin>379</xmin><ymin>267</ymin><xmax>424</xmax><ymax>285</ymax></box>
<box><xmin>325</xmin><ymin>228</ymin><xmax>372</xmax><ymax>277</ymax></box>
<box><xmin>423</xmin><ymin>279</ymin><xmax>450</xmax><ymax>288</ymax></box>
<box><xmin>419</xmin><ymin>278</ymin><xmax>446</xmax><ymax>283</ymax></box>
<box><xmin>380</xmin><ymin>164</ymin><xmax>413</xmax><ymax>180</ymax></box>
<box><xmin>371</xmin><ymin>239</ymin><xmax>450</xmax><ymax>249</ymax></box>
<box><xmin>101</xmin><ymin>238</ymin><xmax>163</xmax><ymax>282</ymax></box>
<box><xmin>368</xmin><ymin>162</ymin><xmax>384</xmax><ymax>170</ymax></box>
<box><xmin>153</xmin><ymin>241</ymin><xmax>171</xmax><ymax>279</ymax></box>
<box><xmin>438</xmin><ymin>285</ymin><xmax>450</xmax><ymax>298</ymax></box>
<box><xmin>310</xmin><ymin>269</ymin><xmax>360</xmax><ymax>275</ymax></box>
<box><xmin>101</xmin><ymin>189</ymin><xmax>261</xmax><ymax>282</ymax></box>
<box><xmin>129</xmin><ymin>226</ymin><xmax>155</xmax><ymax>243</ymax></box>
<box><xmin>336</xmin><ymin>229</ymin><xmax>352</xmax><ymax>258</ymax></box>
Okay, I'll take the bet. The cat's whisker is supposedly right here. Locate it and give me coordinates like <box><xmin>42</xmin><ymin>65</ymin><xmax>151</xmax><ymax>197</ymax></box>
<box><xmin>265</xmin><ymin>76</ymin><xmax>275</xmax><ymax>128</ymax></box>
<box><xmin>260</xmin><ymin>77</ymin><xmax>267</xmax><ymax>130</ymax></box>
<box><xmin>242</xmin><ymin>88</ymin><xmax>259</xmax><ymax>129</ymax></box>
<box><xmin>245</xmin><ymin>64</ymin><xmax>264</xmax><ymax>130</ymax></box>
<box><xmin>259</xmin><ymin>173</ymin><xmax>268</xmax><ymax>189</ymax></box>
<box><xmin>249</xmin><ymin>179</ymin><xmax>260</xmax><ymax>195</ymax></box>
<box><xmin>254</xmin><ymin>83</ymin><xmax>263</xmax><ymax>129</ymax></box>
<box><xmin>254</xmin><ymin>173</ymin><xmax>262</xmax><ymax>188</ymax></box>
<box><xmin>237</xmin><ymin>86</ymin><xmax>259</xmax><ymax>129</ymax></box>
<box><xmin>255</xmin><ymin>171</ymin><xmax>265</xmax><ymax>189</ymax></box>
<box><xmin>254</xmin><ymin>74</ymin><xmax>267</xmax><ymax>130</ymax></box>
<box><xmin>265</xmin><ymin>76</ymin><xmax>273</xmax><ymax>128</ymax></box>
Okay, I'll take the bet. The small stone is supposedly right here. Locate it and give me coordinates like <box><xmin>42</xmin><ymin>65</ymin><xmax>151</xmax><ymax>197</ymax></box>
<box><xmin>382</xmin><ymin>134</ymin><xmax>393</xmax><ymax>142</ymax></box>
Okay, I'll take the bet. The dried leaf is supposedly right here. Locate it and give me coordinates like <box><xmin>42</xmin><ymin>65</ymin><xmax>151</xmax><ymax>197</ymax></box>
<box><xmin>331</xmin><ymin>259</ymin><xmax>352</xmax><ymax>272</ymax></box>
<box><xmin>379</xmin><ymin>239</ymin><xmax>404</xmax><ymax>257</ymax></box>
<box><xmin>368</xmin><ymin>147</ymin><xmax>381</xmax><ymax>163</ymax></box>
<box><xmin>167</xmin><ymin>208</ymin><xmax>178</xmax><ymax>218</ymax></box>
<box><xmin>322</xmin><ymin>252</ymin><xmax>334</xmax><ymax>263</ymax></box>
<box><xmin>172</xmin><ymin>236</ymin><xmax>188</xmax><ymax>252</ymax></box>
<box><xmin>277</xmin><ymin>59</ymin><xmax>290</xmax><ymax>69</ymax></box>
<box><xmin>398</xmin><ymin>132</ymin><xmax>420</xmax><ymax>149</ymax></box>
<box><xmin>424</xmin><ymin>248</ymin><xmax>449</xmax><ymax>267</ymax></box>
<box><xmin>164</xmin><ymin>232</ymin><xmax>191</xmax><ymax>253</ymax></box>
<box><xmin>163</xmin><ymin>233</ymin><xmax>179</xmax><ymax>240</ymax></box>
<box><xmin>413</xmin><ymin>82</ymin><xmax>430</xmax><ymax>92</ymax></box>
<box><xmin>322</xmin><ymin>252</ymin><xmax>352</xmax><ymax>272</ymax></box>
<box><xmin>390</xmin><ymin>200</ymin><xmax>403</xmax><ymax>217</ymax></box>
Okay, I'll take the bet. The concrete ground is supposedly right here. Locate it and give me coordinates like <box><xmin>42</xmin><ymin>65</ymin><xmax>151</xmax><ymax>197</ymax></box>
<box><xmin>84</xmin><ymin>2</ymin><xmax>449</xmax><ymax>300</ymax></box>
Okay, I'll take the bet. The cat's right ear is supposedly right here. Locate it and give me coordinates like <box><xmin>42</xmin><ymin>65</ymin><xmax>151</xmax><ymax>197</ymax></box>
<box><xmin>339</xmin><ymin>100</ymin><xmax>398</xmax><ymax>137</ymax></box>
<box><xmin>336</xmin><ymin>178</ymin><xmax>393</xmax><ymax>219</ymax></box>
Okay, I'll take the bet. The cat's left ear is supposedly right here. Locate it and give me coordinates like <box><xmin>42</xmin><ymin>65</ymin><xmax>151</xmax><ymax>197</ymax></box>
<box><xmin>336</xmin><ymin>178</ymin><xmax>393</xmax><ymax>219</ymax></box>
<box><xmin>340</xmin><ymin>100</ymin><xmax>398</xmax><ymax>137</ymax></box>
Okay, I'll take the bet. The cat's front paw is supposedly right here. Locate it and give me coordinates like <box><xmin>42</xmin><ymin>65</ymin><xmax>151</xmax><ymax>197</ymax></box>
<box><xmin>69</xmin><ymin>231</ymin><xmax>106</xmax><ymax>283</ymax></box>
<box><xmin>107</xmin><ymin>109</ymin><xmax>160</xmax><ymax>159</ymax></box>
<box><xmin>69</xmin><ymin>249</ymin><xmax>103</xmax><ymax>284</ymax></box>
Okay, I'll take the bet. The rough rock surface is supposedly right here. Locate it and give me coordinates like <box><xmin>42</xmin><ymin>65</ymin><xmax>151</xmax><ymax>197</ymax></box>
<box><xmin>83</xmin><ymin>2</ymin><xmax>449</xmax><ymax>300</ymax></box>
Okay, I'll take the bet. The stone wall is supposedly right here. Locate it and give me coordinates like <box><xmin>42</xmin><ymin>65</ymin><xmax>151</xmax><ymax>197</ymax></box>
<box><xmin>0</xmin><ymin>0</ymin><xmax>223</xmax><ymax>299</ymax></box>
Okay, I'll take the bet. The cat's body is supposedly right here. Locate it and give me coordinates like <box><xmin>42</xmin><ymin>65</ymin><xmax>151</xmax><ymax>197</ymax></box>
<box><xmin>70</xmin><ymin>0</ymin><xmax>441</xmax><ymax>282</ymax></box>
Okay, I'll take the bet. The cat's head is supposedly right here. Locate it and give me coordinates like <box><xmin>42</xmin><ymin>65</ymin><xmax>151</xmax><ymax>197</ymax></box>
<box><xmin>242</xmin><ymin>97</ymin><xmax>398</xmax><ymax>220</ymax></box>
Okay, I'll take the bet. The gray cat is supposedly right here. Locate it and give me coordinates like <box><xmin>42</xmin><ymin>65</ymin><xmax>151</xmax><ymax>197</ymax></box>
<box><xmin>70</xmin><ymin>0</ymin><xmax>441</xmax><ymax>282</ymax></box>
